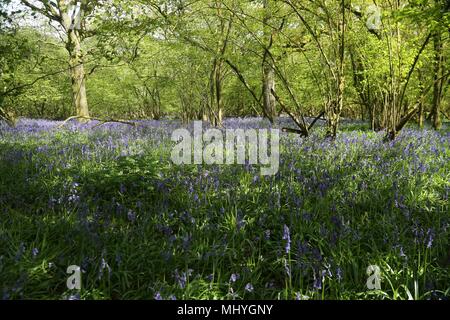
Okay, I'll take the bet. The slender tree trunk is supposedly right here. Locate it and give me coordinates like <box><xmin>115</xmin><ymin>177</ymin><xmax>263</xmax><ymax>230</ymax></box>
<box><xmin>418</xmin><ymin>101</ymin><xmax>424</xmax><ymax>128</ymax></box>
<box><xmin>418</xmin><ymin>69</ymin><xmax>425</xmax><ymax>128</ymax></box>
<box><xmin>208</xmin><ymin>58</ymin><xmax>223</xmax><ymax>127</ymax></box>
<box><xmin>326</xmin><ymin>0</ymin><xmax>345</xmax><ymax>139</ymax></box>
<box><xmin>215</xmin><ymin>60</ymin><xmax>223</xmax><ymax>126</ymax></box>
<box><xmin>371</xmin><ymin>106</ymin><xmax>376</xmax><ymax>131</ymax></box>
<box><xmin>263</xmin><ymin>62</ymin><xmax>276</xmax><ymax>123</ymax></box>
<box><xmin>432</xmin><ymin>31</ymin><xmax>443</xmax><ymax>130</ymax></box>
<box><xmin>262</xmin><ymin>0</ymin><xmax>276</xmax><ymax>123</ymax></box>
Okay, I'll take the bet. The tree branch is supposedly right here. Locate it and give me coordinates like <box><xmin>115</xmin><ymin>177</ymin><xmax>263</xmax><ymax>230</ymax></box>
<box><xmin>20</xmin><ymin>0</ymin><xmax>60</xmax><ymax>22</ymax></box>
<box><xmin>271</xmin><ymin>88</ymin><xmax>308</xmax><ymax>136</ymax></box>
<box><xmin>57</xmin><ymin>116</ymin><xmax>138</xmax><ymax>128</ymax></box>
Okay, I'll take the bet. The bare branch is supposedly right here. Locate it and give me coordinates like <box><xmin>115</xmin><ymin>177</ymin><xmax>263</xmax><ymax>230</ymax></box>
<box><xmin>20</xmin><ymin>0</ymin><xmax>61</xmax><ymax>22</ymax></box>
<box><xmin>57</xmin><ymin>116</ymin><xmax>138</xmax><ymax>128</ymax></box>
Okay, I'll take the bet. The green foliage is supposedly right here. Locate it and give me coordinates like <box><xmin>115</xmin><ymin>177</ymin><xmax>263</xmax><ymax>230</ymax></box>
<box><xmin>1</xmin><ymin>0</ymin><xmax>447</xmax><ymax>125</ymax></box>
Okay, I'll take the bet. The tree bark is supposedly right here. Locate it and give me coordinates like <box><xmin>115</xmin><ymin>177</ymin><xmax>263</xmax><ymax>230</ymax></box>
<box><xmin>58</xmin><ymin>1</ymin><xmax>89</xmax><ymax>122</ymax></box>
<box><xmin>262</xmin><ymin>0</ymin><xmax>276</xmax><ymax>123</ymax></box>
<box><xmin>209</xmin><ymin>58</ymin><xmax>223</xmax><ymax>127</ymax></box>
<box><xmin>432</xmin><ymin>31</ymin><xmax>443</xmax><ymax>130</ymax></box>
<box><xmin>262</xmin><ymin>61</ymin><xmax>276</xmax><ymax>123</ymax></box>
<box><xmin>326</xmin><ymin>0</ymin><xmax>346</xmax><ymax>139</ymax></box>
<box><xmin>68</xmin><ymin>35</ymin><xmax>90</xmax><ymax>122</ymax></box>
<box><xmin>418</xmin><ymin>69</ymin><xmax>425</xmax><ymax>128</ymax></box>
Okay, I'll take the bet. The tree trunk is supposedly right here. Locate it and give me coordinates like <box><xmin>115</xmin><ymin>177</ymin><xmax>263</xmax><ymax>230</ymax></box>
<box><xmin>58</xmin><ymin>1</ymin><xmax>90</xmax><ymax>123</ymax></box>
<box><xmin>326</xmin><ymin>0</ymin><xmax>345</xmax><ymax>139</ymax></box>
<box><xmin>326</xmin><ymin>109</ymin><xmax>339</xmax><ymax>139</ymax></box>
<box><xmin>432</xmin><ymin>31</ymin><xmax>443</xmax><ymax>130</ymax></box>
<box><xmin>263</xmin><ymin>62</ymin><xmax>276</xmax><ymax>123</ymax></box>
<box><xmin>418</xmin><ymin>101</ymin><xmax>424</xmax><ymax>128</ymax></box>
<box><xmin>418</xmin><ymin>70</ymin><xmax>425</xmax><ymax>128</ymax></box>
<box><xmin>209</xmin><ymin>58</ymin><xmax>223</xmax><ymax>127</ymax></box>
<box><xmin>68</xmin><ymin>30</ymin><xmax>89</xmax><ymax>122</ymax></box>
<box><xmin>215</xmin><ymin>60</ymin><xmax>223</xmax><ymax>126</ymax></box>
<box><xmin>262</xmin><ymin>0</ymin><xmax>276</xmax><ymax>123</ymax></box>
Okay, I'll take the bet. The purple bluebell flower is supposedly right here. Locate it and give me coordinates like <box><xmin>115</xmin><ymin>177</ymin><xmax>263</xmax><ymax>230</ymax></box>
<box><xmin>182</xmin><ymin>235</ymin><xmax>192</xmax><ymax>250</ymax></box>
<box><xmin>336</xmin><ymin>267</ymin><xmax>343</xmax><ymax>282</ymax></box>
<box><xmin>245</xmin><ymin>283</ymin><xmax>254</xmax><ymax>292</ymax></box>
<box><xmin>282</xmin><ymin>225</ymin><xmax>291</xmax><ymax>254</ymax></box>
<box><xmin>313</xmin><ymin>276</ymin><xmax>322</xmax><ymax>290</ymax></box>
<box><xmin>154</xmin><ymin>292</ymin><xmax>162</xmax><ymax>300</ymax></box>
<box><xmin>15</xmin><ymin>243</ymin><xmax>25</xmax><ymax>262</ymax></box>
<box><xmin>98</xmin><ymin>257</ymin><xmax>111</xmax><ymax>280</ymax></box>
<box><xmin>312</xmin><ymin>248</ymin><xmax>322</xmax><ymax>262</ymax></box>
<box><xmin>426</xmin><ymin>228</ymin><xmax>435</xmax><ymax>248</ymax></box>
<box><xmin>127</xmin><ymin>210</ymin><xmax>136</xmax><ymax>222</ymax></box>
<box><xmin>302</xmin><ymin>212</ymin><xmax>312</xmax><ymax>221</ymax></box>
<box><xmin>174</xmin><ymin>270</ymin><xmax>186</xmax><ymax>289</ymax></box>
<box><xmin>229</xmin><ymin>273</ymin><xmax>240</xmax><ymax>283</ymax></box>
<box><xmin>399</xmin><ymin>246</ymin><xmax>407</xmax><ymax>258</ymax></box>
<box><xmin>175</xmin><ymin>269</ymin><xmax>193</xmax><ymax>289</ymax></box>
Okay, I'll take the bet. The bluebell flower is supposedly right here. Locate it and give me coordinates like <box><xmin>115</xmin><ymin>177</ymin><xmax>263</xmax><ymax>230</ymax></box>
<box><xmin>182</xmin><ymin>235</ymin><xmax>192</xmax><ymax>250</ymax></box>
<box><xmin>229</xmin><ymin>273</ymin><xmax>240</xmax><ymax>283</ymax></box>
<box><xmin>245</xmin><ymin>283</ymin><xmax>254</xmax><ymax>292</ymax></box>
<box><xmin>336</xmin><ymin>267</ymin><xmax>343</xmax><ymax>282</ymax></box>
<box><xmin>426</xmin><ymin>228</ymin><xmax>435</xmax><ymax>248</ymax></box>
<box><xmin>15</xmin><ymin>243</ymin><xmax>25</xmax><ymax>262</ymax></box>
<box><xmin>154</xmin><ymin>292</ymin><xmax>162</xmax><ymax>300</ymax></box>
<box><xmin>312</xmin><ymin>248</ymin><xmax>322</xmax><ymax>262</ymax></box>
<box><xmin>313</xmin><ymin>276</ymin><xmax>322</xmax><ymax>290</ymax></box>
<box><xmin>127</xmin><ymin>210</ymin><xmax>136</xmax><ymax>222</ymax></box>
<box><xmin>399</xmin><ymin>246</ymin><xmax>407</xmax><ymax>258</ymax></box>
<box><xmin>98</xmin><ymin>257</ymin><xmax>111</xmax><ymax>280</ymax></box>
<box><xmin>282</xmin><ymin>225</ymin><xmax>291</xmax><ymax>254</ymax></box>
<box><xmin>236</xmin><ymin>213</ymin><xmax>245</xmax><ymax>231</ymax></box>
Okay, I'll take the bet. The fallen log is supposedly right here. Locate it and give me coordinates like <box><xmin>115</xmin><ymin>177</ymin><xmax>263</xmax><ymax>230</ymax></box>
<box><xmin>58</xmin><ymin>116</ymin><xmax>138</xmax><ymax>129</ymax></box>
<box><xmin>282</xmin><ymin>127</ymin><xmax>307</xmax><ymax>135</ymax></box>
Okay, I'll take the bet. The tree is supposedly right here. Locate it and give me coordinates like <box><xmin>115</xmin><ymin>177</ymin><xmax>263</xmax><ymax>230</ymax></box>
<box><xmin>19</xmin><ymin>0</ymin><xmax>101</xmax><ymax>121</ymax></box>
